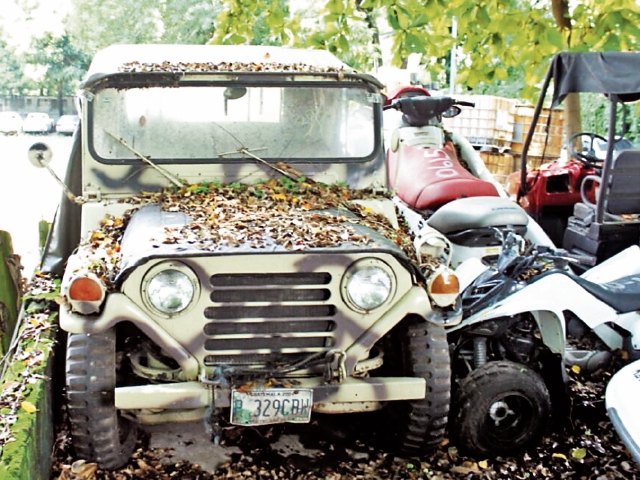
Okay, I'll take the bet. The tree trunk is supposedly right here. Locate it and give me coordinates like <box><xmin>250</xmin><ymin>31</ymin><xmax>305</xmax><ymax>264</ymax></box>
<box><xmin>563</xmin><ymin>93</ymin><xmax>582</xmax><ymax>143</ymax></box>
<box><xmin>58</xmin><ymin>80</ymin><xmax>64</xmax><ymax>117</ymax></box>
<box><xmin>551</xmin><ymin>0</ymin><xmax>581</xmax><ymax>141</ymax></box>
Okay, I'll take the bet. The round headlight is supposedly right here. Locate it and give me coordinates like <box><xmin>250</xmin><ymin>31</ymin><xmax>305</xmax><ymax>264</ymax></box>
<box><xmin>346</xmin><ymin>265</ymin><xmax>392</xmax><ymax>311</ymax></box>
<box><xmin>147</xmin><ymin>269</ymin><xmax>195</xmax><ymax>314</ymax></box>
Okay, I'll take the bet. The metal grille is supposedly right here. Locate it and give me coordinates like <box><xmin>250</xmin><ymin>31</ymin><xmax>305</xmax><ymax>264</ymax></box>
<box><xmin>204</xmin><ymin>272</ymin><xmax>336</xmax><ymax>367</ymax></box>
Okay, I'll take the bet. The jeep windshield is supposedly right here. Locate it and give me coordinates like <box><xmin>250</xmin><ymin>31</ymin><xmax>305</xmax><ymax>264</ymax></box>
<box><xmin>89</xmin><ymin>84</ymin><xmax>378</xmax><ymax>163</ymax></box>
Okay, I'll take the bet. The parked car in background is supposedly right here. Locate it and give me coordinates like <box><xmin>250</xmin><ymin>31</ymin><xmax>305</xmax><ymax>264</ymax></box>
<box><xmin>0</xmin><ymin>111</ymin><xmax>22</xmax><ymax>135</ymax></box>
<box><xmin>22</xmin><ymin>112</ymin><xmax>54</xmax><ymax>134</ymax></box>
<box><xmin>56</xmin><ymin>114</ymin><xmax>79</xmax><ymax>135</ymax></box>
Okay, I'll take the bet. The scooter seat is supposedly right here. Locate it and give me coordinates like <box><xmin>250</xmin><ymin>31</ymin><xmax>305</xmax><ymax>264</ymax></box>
<box><xmin>427</xmin><ymin>196</ymin><xmax>529</xmax><ymax>234</ymax></box>
<box><xmin>572</xmin><ymin>273</ymin><xmax>640</xmax><ymax>313</ymax></box>
<box><xmin>387</xmin><ymin>143</ymin><xmax>500</xmax><ymax>210</ymax></box>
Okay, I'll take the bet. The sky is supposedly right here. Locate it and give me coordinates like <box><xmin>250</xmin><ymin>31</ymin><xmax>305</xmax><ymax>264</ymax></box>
<box><xmin>1</xmin><ymin>0</ymin><xmax>70</xmax><ymax>53</ymax></box>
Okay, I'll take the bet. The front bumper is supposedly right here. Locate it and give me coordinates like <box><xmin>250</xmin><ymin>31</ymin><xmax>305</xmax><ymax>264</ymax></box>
<box><xmin>115</xmin><ymin>375</ymin><xmax>426</xmax><ymax>423</ymax></box>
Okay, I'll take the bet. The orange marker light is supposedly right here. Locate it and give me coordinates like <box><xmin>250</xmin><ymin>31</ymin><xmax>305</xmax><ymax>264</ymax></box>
<box><xmin>68</xmin><ymin>277</ymin><xmax>104</xmax><ymax>302</ymax></box>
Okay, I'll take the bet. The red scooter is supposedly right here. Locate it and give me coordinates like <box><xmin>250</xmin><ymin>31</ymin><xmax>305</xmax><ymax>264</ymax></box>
<box><xmin>384</xmin><ymin>87</ymin><xmax>554</xmax><ymax>267</ymax></box>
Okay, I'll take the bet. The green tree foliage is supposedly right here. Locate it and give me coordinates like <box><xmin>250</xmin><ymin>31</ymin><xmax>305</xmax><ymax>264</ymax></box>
<box><xmin>65</xmin><ymin>0</ymin><xmax>163</xmax><ymax>54</ymax></box>
<box><xmin>160</xmin><ymin>0</ymin><xmax>219</xmax><ymax>45</ymax></box>
<box><xmin>9</xmin><ymin>0</ymin><xmax>640</xmax><ymax>118</ymax></box>
<box><xmin>24</xmin><ymin>33</ymin><xmax>90</xmax><ymax>114</ymax></box>
<box><xmin>0</xmin><ymin>37</ymin><xmax>25</xmax><ymax>96</ymax></box>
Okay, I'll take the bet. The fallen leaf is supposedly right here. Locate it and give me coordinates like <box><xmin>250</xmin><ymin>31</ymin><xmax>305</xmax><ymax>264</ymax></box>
<box><xmin>571</xmin><ymin>447</ymin><xmax>587</xmax><ymax>459</ymax></box>
<box><xmin>20</xmin><ymin>401</ymin><xmax>37</xmax><ymax>413</ymax></box>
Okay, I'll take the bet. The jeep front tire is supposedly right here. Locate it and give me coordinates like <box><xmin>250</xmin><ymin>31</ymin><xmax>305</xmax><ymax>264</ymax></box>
<box><xmin>66</xmin><ymin>330</ymin><xmax>137</xmax><ymax>469</ymax></box>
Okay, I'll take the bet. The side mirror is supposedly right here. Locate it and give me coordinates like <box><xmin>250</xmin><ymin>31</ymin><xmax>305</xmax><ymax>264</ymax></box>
<box><xmin>28</xmin><ymin>142</ymin><xmax>85</xmax><ymax>204</ymax></box>
<box><xmin>28</xmin><ymin>142</ymin><xmax>53</xmax><ymax>168</ymax></box>
<box><xmin>442</xmin><ymin>106</ymin><xmax>462</xmax><ymax>118</ymax></box>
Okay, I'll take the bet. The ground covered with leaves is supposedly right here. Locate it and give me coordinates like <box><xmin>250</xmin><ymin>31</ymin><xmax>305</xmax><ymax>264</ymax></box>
<box><xmin>51</xmin><ymin>361</ymin><xmax>639</xmax><ymax>480</ymax></box>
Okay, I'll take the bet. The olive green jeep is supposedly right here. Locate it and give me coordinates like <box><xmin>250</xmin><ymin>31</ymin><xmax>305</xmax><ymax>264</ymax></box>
<box><xmin>34</xmin><ymin>44</ymin><xmax>461</xmax><ymax>469</ymax></box>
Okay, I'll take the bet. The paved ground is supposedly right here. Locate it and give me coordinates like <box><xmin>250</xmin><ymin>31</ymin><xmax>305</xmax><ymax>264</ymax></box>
<box><xmin>144</xmin><ymin>420</ymin><xmax>326</xmax><ymax>473</ymax></box>
<box><xmin>0</xmin><ymin>133</ymin><xmax>73</xmax><ymax>275</ymax></box>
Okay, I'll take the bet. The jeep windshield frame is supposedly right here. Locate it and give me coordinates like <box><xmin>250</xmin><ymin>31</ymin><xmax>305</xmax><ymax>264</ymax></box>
<box><xmin>86</xmin><ymin>74</ymin><xmax>382</xmax><ymax>165</ymax></box>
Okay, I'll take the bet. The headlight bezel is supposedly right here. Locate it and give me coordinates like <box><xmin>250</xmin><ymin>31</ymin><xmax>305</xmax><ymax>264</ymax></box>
<box><xmin>341</xmin><ymin>258</ymin><xmax>396</xmax><ymax>313</ymax></box>
<box><xmin>142</xmin><ymin>261</ymin><xmax>200</xmax><ymax>317</ymax></box>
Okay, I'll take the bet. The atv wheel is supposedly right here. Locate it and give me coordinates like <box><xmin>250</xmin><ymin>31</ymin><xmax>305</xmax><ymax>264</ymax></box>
<box><xmin>391</xmin><ymin>320</ymin><xmax>451</xmax><ymax>454</ymax></box>
<box><xmin>450</xmin><ymin>360</ymin><xmax>551</xmax><ymax>458</ymax></box>
<box><xmin>66</xmin><ymin>331</ymin><xmax>137</xmax><ymax>469</ymax></box>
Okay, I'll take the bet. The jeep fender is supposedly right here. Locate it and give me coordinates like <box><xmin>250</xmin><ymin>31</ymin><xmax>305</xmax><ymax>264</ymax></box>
<box><xmin>345</xmin><ymin>285</ymin><xmax>437</xmax><ymax>373</ymax></box>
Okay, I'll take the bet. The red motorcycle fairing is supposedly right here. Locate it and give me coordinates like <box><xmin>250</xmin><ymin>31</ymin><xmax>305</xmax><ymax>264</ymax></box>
<box><xmin>387</xmin><ymin>140</ymin><xmax>500</xmax><ymax>211</ymax></box>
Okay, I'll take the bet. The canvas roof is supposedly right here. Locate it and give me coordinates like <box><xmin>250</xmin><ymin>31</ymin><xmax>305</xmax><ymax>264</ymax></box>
<box><xmin>550</xmin><ymin>51</ymin><xmax>640</xmax><ymax>106</ymax></box>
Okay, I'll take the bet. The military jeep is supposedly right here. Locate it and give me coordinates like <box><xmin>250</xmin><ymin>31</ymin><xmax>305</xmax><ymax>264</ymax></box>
<box><xmin>36</xmin><ymin>44</ymin><xmax>460</xmax><ymax>469</ymax></box>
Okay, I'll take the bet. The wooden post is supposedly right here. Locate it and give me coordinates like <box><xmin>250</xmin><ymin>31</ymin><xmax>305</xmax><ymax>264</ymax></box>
<box><xmin>0</xmin><ymin>230</ymin><xmax>22</xmax><ymax>355</ymax></box>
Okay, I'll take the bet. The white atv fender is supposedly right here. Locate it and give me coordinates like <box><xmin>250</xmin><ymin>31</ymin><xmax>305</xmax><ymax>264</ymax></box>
<box><xmin>606</xmin><ymin>358</ymin><xmax>640</xmax><ymax>465</ymax></box>
<box><xmin>450</xmin><ymin>273</ymin><xmax>620</xmax><ymax>356</ymax></box>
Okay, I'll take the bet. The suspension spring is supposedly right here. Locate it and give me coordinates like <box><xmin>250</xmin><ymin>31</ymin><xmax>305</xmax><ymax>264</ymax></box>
<box><xmin>473</xmin><ymin>336</ymin><xmax>488</xmax><ymax>368</ymax></box>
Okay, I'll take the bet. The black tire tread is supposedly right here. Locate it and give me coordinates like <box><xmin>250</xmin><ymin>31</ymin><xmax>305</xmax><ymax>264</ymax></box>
<box><xmin>66</xmin><ymin>331</ymin><xmax>137</xmax><ymax>469</ymax></box>
<box><xmin>398</xmin><ymin>321</ymin><xmax>451</xmax><ymax>454</ymax></box>
<box><xmin>450</xmin><ymin>360</ymin><xmax>551</xmax><ymax>457</ymax></box>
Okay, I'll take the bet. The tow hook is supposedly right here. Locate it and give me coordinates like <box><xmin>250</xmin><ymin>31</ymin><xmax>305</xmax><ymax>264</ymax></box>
<box><xmin>201</xmin><ymin>367</ymin><xmax>229</xmax><ymax>445</ymax></box>
<box><xmin>324</xmin><ymin>350</ymin><xmax>347</xmax><ymax>383</ymax></box>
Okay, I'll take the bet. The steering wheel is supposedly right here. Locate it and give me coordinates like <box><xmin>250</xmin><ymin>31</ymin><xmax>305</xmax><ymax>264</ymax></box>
<box><xmin>567</xmin><ymin>132</ymin><xmax>607</xmax><ymax>168</ymax></box>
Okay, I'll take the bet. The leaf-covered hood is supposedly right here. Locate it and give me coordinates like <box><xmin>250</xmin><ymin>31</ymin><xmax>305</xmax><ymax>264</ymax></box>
<box><xmin>115</xmin><ymin>202</ymin><xmax>407</xmax><ymax>284</ymax></box>
<box><xmin>66</xmin><ymin>180</ymin><xmax>418</xmax><ymax>288</ymax></box>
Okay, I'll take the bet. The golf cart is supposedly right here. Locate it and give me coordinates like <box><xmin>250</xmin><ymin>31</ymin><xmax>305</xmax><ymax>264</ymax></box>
<box><xmin>509</xmin><ymin>51</ymin><xmax>640</xmax><ymax>263</ymax></box>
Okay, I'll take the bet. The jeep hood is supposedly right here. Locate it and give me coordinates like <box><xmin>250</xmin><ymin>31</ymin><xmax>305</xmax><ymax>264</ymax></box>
<box><xmin>116</xmin><ymin>204</ymin><xmax>407</xmax><ymax>284</ymax></box>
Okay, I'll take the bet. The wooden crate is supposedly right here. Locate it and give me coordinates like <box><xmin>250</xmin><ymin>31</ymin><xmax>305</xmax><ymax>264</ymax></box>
<box><xmin>511</xmin><ymin>106</ymin><xmax>564</xmax><ymax>158</ymax></box>
<box><xmin>479</xmin><ymin>151</ymin><xmax>517</xmax><ymax>184</ymax></box>
<box><xmin>442</xmin><ymin>95</ymin><xmax>516</xmax><ymax>148</ymax></box>
<box><xmin>512</xmin><ymin>154</ymin><xmax>550</xmax><ymax>171</ymax></box>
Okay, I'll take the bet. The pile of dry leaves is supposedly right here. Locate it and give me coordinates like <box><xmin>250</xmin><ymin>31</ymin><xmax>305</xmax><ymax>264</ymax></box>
<box><xmin>72</xmin><ymin>179</ymin><xmax>416</xmax><ymax>288</ymax></box>
<box><xmin>51</xmin><ymin>362</ymin><xmax>639</xmax><ymax>480</ymax></box>
<box><xmin>0</xmin><ymin>273</ymin><xmax>58</xmax><ymax>458</ymax></box>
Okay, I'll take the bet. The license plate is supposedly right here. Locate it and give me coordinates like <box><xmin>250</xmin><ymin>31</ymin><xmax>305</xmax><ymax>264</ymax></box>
<box><xmin>230</xmin><ymin>388</ymin><xmax>313</xmax><ymax>426</ymax></box>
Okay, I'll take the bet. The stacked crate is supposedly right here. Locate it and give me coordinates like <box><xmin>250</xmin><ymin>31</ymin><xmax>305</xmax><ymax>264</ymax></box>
<box><xmin>442</xmin><ymin>96</ymin><xmax>565</xmax><ymax>182</ymax></box>
<box><xmin>442</xmin><ymin>95</ymin><xmax>517</xmax><ymax>149</ymax></box>
<box><xmin>511</xmin><ymin>105</ymin><xmax>564</xmax><ymax>170</ymax></box>
<box><xmin>478</xmin><ymin>149</ymin><xmax>516</xmax><ymax>185</ymax></box>
<box><xmin>442</xmin><ymin>95</ymin><xmax>517</xmax><ymax>185</ymax></box>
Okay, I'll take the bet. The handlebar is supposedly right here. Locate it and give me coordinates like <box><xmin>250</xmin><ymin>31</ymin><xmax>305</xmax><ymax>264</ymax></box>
<box><xmin>455</xmin><ymin>100</ymin><xmax>475</xmax><ymax>108</ymax></box>
<box><xmin>540</xmin><ymin>249</ymin><xmax>597</xmax><ymax>267</ymax></box>
<box><xmin>383</xmin><ymin>96</ymin><xmax>475</xmax><ymax>127</ymax></box>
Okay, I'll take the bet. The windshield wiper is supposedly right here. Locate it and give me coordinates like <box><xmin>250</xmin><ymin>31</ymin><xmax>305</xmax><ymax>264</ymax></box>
<box><xmin>104</xmin><ymin>129</ymin><xmax>184</xmax><ymax>188</ymax></box>
<box><xmin>219</xmin><ymin>146</ymin><xmax>304</xmax><ymax>182</ymax></box>
<box><xmin>214</xmin><ymin>123</ymin><xmax>309</xmax><ymax>183</ymax></box>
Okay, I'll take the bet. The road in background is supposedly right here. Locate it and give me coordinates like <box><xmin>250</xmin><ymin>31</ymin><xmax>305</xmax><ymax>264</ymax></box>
<box><xmin>0</xmin><ymin>133</ymin><xmax>73</xmax><ymax>276</ymax></box>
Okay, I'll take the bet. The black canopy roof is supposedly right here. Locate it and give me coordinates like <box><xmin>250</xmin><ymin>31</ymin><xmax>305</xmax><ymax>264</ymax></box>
<box><xmin>550</xmin><ymin>51</ymin><xmax>640</xmax><ymax>106</ymax></box>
